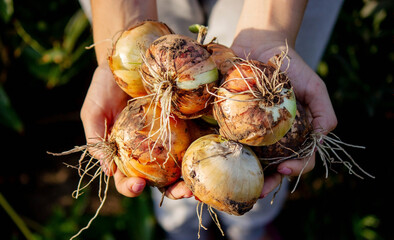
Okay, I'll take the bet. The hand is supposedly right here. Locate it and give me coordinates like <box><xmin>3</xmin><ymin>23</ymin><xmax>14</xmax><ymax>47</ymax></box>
<box><xmin>81</xmin><ymin>61</ymin><xmax>147</xmax><ymax>197</ymax></box>
<box><xmin>231</xmin><ymin>30</ymin><xmax>338</xmax><ymax>197</ymax></box>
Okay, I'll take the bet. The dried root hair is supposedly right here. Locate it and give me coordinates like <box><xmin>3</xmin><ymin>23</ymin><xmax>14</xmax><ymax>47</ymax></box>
<box><xmin>260</xmin><ymin>131</ymin><xmax>375</xmax><ymax>193</ymax></box>
<box><xmin>85</xmin><ymin>28</ymin><xmax>125</xmax><ymax>55</ymax></box>
<box><xmin>135</xmin><ymin>51</ymin><xmax>185</xmax><ymax>168</ymax></box>
<box><xmin>210</xmin><ymin>43</ymin><xmax>292</xmax><ymax>107</ymax></box>
<box><xmin>47</xmin><ymin>124</ymin><xmax>116</xmax><ymax>240</ymax></box>
<box><xmin>125</xmin><ymin>89</ymin><xmax>176</xmax><ymax>168</ymax></box>
<box><xmin>196</xmin><ymin>202</ymin><xmax>224</xmax><ymax>239</ymax></box>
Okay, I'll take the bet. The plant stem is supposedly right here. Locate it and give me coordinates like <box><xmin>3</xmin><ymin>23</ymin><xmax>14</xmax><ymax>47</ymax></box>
<box><xmin>189</xmin><ymin>24</ymin><xmax>208</xmax><ymax>45</ymax></box>
<box><xmin>0</xmin><ymin>192</ymin><xmax>35</xmax><ymax>240</ymax></box>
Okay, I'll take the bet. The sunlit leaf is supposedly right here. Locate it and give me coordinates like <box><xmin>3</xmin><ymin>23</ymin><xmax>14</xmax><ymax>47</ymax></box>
<box><xmin>63</xmin><ymin>9</ymin><xmax>89</xmax><ymax>53</ymax></box>
<box><xmin>0</xmin><ymin>85</ymin><xmax>23</xmax><ymax>133</ymax></box>
<box><xmin>360</xmin><ymin>0</ymin><xmax>378</xmax><ymax>18</ymax></box>
<box><xmin>0</xmin><ymin>0</ymin><xmax>13</xmax><ymax>22</ymax></box>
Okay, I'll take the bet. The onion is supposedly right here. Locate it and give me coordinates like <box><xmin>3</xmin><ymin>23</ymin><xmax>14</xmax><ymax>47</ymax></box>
<box><xmin>189</xmin><ymin>24</ymin><xmax>236</xmax><ymax>77</ymax></box>
<box><xmin>48</xmin><ymin>98</ymin><xmax>191</xmax><ymax>239</ymax></box>
<box><xmin>254</xmin><ymin>101</ymin><xmax>312</xmax><ymax>159</ymax></box>
<box><xmin>182</xmin><ymin>134</ymin><xmax>264</xmax><ymax>216</ymax></box>
<box><xmin>213</xmin><ymin>58</ymin><xmax>297</xmax><ymax>146</ymax></box>
<box><xmin>110</xmin><ymin>98</ymin><xmax>191</xmax><ymax>188</ymax></box>
<box><xmin>140</xmin><ymin>34</ymin><xmax>219</xmax><ymax>119</ymax></box>
<box><xmin>199</xmin><ymin>43</ymin><xmax>236</xmax><ymax>126</ymax></box>
<box><xmin>206</xmin><ymin>43</ymin><xmax>237</xmax><ymax>76</ymax></box>
<box><xmin>202</xmin><ymin>43</ymin><xmax>236</xmax><ymax>125</ymax></box>
<box><xmin>108</xmin><ymin>20</ymin><xmax>173</xmax><ymax>98</ymax></box>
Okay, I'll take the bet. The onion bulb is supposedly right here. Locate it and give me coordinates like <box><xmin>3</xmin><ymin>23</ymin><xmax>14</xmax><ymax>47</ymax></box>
<box><xmin>109</xmin><ymin>98</ymin><xmax>191</xmax><ymax>188</ymax></box>
<box><xmin>140</xmin><ymin>34</ymin><xmax>219</xmax><ymax>119</ymax></box>
<box><xmin>182</xmin><ymin>134</ymin><xmax>264</xmax><ymax>216</ymax></box>
<box><xmin>213</xmin><ymin>58</ymin><xmax>297</xmax><ymax>146</ymax></box>
<box><xmin>254</xmin><ymin>101</ymin><xmax>312</xmax><ymax>159</ymax></box>
<box><xmin>108</xmin><ymin>20</ymin><xmax>173</xmax><ymax>98</ymax></box>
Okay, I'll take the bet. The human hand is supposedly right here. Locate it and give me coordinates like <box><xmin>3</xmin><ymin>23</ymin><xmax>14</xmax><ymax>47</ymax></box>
<box><xmin>80</xmin><ymin>61</ymin><xmax>147</xmax><ymax>197</ymax></box>
<box><xmin>231</xmin><ymin>31</ymin><xmax>338</xmax><ymax>197</ymax></box>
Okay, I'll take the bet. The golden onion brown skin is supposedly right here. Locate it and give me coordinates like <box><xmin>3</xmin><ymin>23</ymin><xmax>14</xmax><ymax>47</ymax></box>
<box><xmin>108</xmin><ymin>20</ymin><xmax>173</xmax><ymax>98</ymax></box>
<box><xmin>213</xmin><ymin>60</ymin><xmax>297</xmax><ymax>146</ymax></box>
<box><xmin>206</xmin><ymin>43</ymin><xmax>237</xmax><ymax>76</ymax></box>
<box><xmin>254</xmin><ymin>101</ymin><xmax>313</xmax><ymax>159</ymax></box>
<box><xmin>141</xmin><ymin>34</ymin><xmax>218</xmax><ymax>119</ymax></box>
<box><xmin>110</xmin><ymin>99</ymin><xmax>191</xmax><ymax>188</ymax></box>
<box><xmin>182</xmin><ymin>134</ymin><xmax>264</xmax><ymax>216</ymax></box>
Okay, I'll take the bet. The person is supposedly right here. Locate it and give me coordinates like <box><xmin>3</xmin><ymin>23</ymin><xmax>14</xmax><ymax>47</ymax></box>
<box><xmin>78</xmin><ymin>0</ymin><xmax>340</xmax><ymax>239</ymax></box>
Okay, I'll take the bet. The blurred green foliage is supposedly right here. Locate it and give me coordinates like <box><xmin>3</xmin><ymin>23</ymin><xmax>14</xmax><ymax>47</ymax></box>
<box><xmin>31</xmin><ymin>189</ymin><xmax>158</xmax><ymax>240</ymax></box>
<box><xmin>2</xmin><ymin>187</ymin><xmax>159</xmax><ymax>240</ymax></box>
<box><xmin>0</xmin><ymin>0</ymin><xmax>13</xmax><ymax>22</ymax></box>
<box><xmin>0</xmin><ymin>0</ymin><xmax>93</xmax><ymax>132</ymax></box>
<box><xmin>317</xmin><ymin>0</ymin><xmax>393</xmax><ymax>117</ymax></box>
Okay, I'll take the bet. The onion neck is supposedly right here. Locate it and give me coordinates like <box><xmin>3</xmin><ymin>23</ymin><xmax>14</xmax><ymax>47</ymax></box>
<box><xmin>189</xmin><ymin>24</ymin><xmax>208</xmax><ymax>45</ymax></box>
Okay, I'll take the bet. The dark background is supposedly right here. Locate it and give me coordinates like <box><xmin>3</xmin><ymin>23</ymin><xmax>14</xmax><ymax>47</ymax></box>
<box><xmin>1</xmin><ymin>0</ymin><xmax>392</xmax><ymax>239</ymax></box>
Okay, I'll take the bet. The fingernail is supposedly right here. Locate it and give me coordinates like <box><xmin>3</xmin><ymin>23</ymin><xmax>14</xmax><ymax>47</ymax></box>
<box><xmin>278</xmin><ymin>167</ymin><xmax>292</xmax><ymax>175</ymax></box>
<box><xmin>183</xmin><ymin>192</ymin><xmax>193</xmax><ymax>198</ymax></box>
<box><xmin>132</xmin><ymin>183</ymin><xmax>145</xmax><ymax>193</ymax></box>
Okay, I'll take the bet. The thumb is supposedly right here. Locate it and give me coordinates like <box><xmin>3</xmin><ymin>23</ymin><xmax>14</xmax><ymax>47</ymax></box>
<box><xmin>113</xmin><ymin>169</ymin><xmax>146</xmax><ymax>198</ymax></box>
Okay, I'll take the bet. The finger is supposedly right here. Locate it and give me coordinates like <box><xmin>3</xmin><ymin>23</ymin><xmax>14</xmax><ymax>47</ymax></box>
<box><xmin>113</xmin><ymin>169</ymin><xmax>146</xmax><ymax>198</ymax></box>
<box><xmin>80</xmin><ymin>66</ymin><xmax>111</xmax><ymax>144</ymax></box>
<box><xmin>80</xmin><ymin>64</ymin><xmax>129</xmax><ymax>146</ymax></box>
<box><xmin>165</xmin><ymin>180</ymin><xmax>193</xmax><ymax>200</ymax></box>
<box><xmin>100</xmin><ymin>160</ymin><xmax>117</xmax><ymax>177</ymax></box>
<box><xmin>260</xmin><ymin>172</ymin><xmax>282</xmax><ymax>198</ymax></box>
<box><xmin>286</xmin><ymin>59</ymin><xmax>337</xmax><ymax>134</ymax></box>
<box><xmin>305</xmin><ymin>79</ymin><xmax>338</xmax><ymax>133</ymax></box>
<box><xmin>277</xmin><ymin>154</ymin><xmax>316</xmax><ymax>177</ymax></box>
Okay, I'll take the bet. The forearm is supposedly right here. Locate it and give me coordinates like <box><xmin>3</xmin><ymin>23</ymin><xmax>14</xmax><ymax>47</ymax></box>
<box><xmin>91</xmin><ymin>0</ymin><xmax>157</xmax><ymax>64</ymax></box>
<box><xmin>235</xmin><ymin>0</ymin><xmax>308</xmax><ymax>49</ymax></box>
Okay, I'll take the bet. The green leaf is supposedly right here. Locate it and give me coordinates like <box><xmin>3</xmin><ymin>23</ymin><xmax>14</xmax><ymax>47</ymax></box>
<box><xmin>0</xmin><ymin>85</ymin><xmax>23</xmax><ymax>133</ymax></box>
<box><xmin>63</xmin><ymin>9</ymin><xmax>89</xmax><ymax>54</ymax></box>
<box><xmin>0</xmin><ymin>0</ymin><xmax>13</xmax><ymax>22</ymax></box>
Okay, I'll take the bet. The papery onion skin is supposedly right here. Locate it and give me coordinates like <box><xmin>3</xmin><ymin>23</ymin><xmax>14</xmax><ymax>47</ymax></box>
<box><xmin>141</xmin><ymin>34</ymin><xmax>219</xmax><ymax>119</ymax></box>
<box><xmin>206</xmin><ymin>43</ymin><xmax>237</xmax><ymax>76</ymax></box>
<box><xmin>199</xmin><ymin>104</ymin><xmax>218</xmax><ymax>125</ymax></box>
<box><xmin>110</xmin><ymin>98</ymin><xmax>191</xmax><ymax>188</ymax></box>
<box><xmin>213</xmin><ymin>60</ymin><xmax>297</xmax><ymax>146</ymax></box>
<box><xmin>108</xmin><ymin>20</ymin><xmax>173</xmax><ymax>98</ymax></box>
<box><xmin>254</xmin><ymin>101</ymin><xmax>312</xmax><ymax>159</ymax></box>
<box><xmin>182</xmin><ymin>134</ymin><xmax>264</xmax><ymax>216</ymax></box>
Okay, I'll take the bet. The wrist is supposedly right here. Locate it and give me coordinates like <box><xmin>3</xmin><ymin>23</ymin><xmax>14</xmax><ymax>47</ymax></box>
<box><xmin>235</xmin><ymin>0</ymin><xmax>307</xmax><ymax>49</ymax></box>
<box><xmin>91</xmin><ymin>0</ymin><xmax>158</xmax><ymax>63</ymax></box>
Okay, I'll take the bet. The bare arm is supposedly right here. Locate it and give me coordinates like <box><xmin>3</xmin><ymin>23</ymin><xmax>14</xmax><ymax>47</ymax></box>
<box><xmin>235</xmin><ymin>0</ymin><xmax>307</xmax><ymax>48</ymax></box>
<box><xmin>81</xmin><ymin>0</ymin><xmax>162</xmax><ymax>198</ymax></box>
<box><xmin>91</xmin><ymin>0</ymin><xmax>158</xmax><ymax>64</ymax></box>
